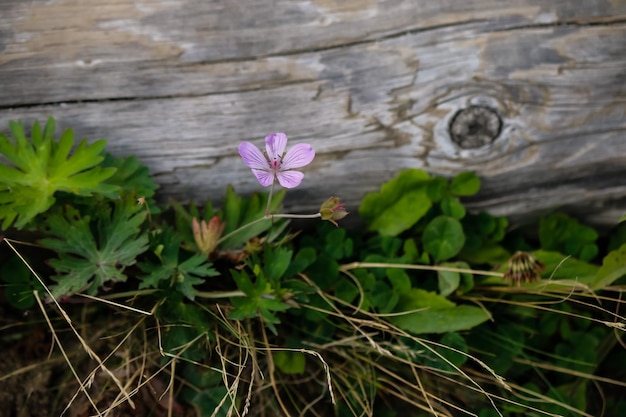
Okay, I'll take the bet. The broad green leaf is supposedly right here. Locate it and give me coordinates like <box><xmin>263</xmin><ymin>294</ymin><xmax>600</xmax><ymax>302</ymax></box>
<box><xmin>539</xmin><ymin>213</ymin><xmax>598</xmax><ymax>261</ymax></box>
<box><xmin>532</xmin><ymin>250</ymin><xmax>598</xmax><ymax>285</ymax></box>
<box><xmin>423</xmin><ymin>216</ymin><xmax>465</xmax><ymax>262</ymax></box>
<box><xmin>389</xmin><ymin>289</ymin><xmax>489</xmax><ymax>334</ymax></box>
<box><xmin>426</xmin><ymin>177</ymin><xmax>448</xmax><ymax>202</ymax></box>
<box><xmin>450</xmin><ymin>172</ymin><xmax>480</xmax><ymax>196</ymax></box>
<box><xmin>274</xmin><ymin>351</ymin><xmax>306</xmax><ymax>375</ymax></box>
<box><xmin>457</xmin><ymin>267</ymin><xmax>475</xmax><ymax>295</ymax></box>
<box><xmin>359</xmin><ymin>169</ymin><xmax>432</xmax><ymax>236</ymax></box>
<box><xmin>425</xmin><ymin>332</ymin><xmax>469</xmax><ymax>371</ymax></box>
<box><xmin>437</xmin><ymin>265</ymin><xmax>460</xmax><ymax>297</ymax></box>
<box><xmin>386</xmin><ymin>268</ymin><xmax>411</xmax><ymax>293</ymax></box>
<box><xmin>460</xmin><ymin>243</ymin><xmax>510</xmax><ymax>265</ymax></box>
<box><xmin>440</xmin><ymin>196</ymin><xmax>466</xmax><ymax>219</ymax></box>
<box><xmin>591</xmin><ymin>243</ymin><xmax>626</xmax><ymax>290</ymax></box>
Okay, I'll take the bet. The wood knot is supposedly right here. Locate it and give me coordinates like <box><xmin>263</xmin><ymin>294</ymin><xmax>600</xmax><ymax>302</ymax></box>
<box><xmin>449</xmin><ymin>106</ymin><xmax>502</xmax><ymax>149</ymax></box>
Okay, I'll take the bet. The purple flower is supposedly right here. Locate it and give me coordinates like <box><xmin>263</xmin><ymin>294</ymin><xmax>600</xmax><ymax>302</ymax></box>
<box><xmin>238</xmin><ymin>133</ymin><xmax>315</xmax><ymax>188</ymax></box>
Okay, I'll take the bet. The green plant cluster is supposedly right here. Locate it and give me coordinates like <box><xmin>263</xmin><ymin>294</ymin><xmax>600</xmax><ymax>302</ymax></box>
<box><xmin>1</xmin><ymin>118</ymin><xmax>626</xmax><ymax>417</ymax></box>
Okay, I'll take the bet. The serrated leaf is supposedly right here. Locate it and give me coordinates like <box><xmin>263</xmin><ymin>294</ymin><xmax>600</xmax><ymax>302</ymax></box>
<box><xmin>40</xmin><ymin>196</ymin><xmax>149</xmax><ymax>297</ymax></box>
<box><xmin>0</xmin><ymin>118</ymin><xmax>119</xmax><ymax>229</ymax></box>
<box><xmin>101</xmin><ymin>153</ymin><xmax>158</xmax><ymax>200</ymax></box>
<box><xmin>138</xmin><ymin>227</ymin><xmax>218</xmax><ymax>300</ymax></box>
<box><xmin>229</xmin><ymin>269</ymin><xmax>290</xmax><ymax>333</ymax></box>
<box><xmin>264</xmin><ymin>246</ymin><xmax>293</xmax><ymax>283</ymax></box>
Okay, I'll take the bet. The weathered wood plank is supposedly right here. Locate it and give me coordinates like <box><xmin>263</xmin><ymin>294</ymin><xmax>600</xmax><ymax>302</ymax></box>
<box><xmin>1</xmin><ymin>1</ymin><xmax>625</xmax><ymax>226</ymax></box>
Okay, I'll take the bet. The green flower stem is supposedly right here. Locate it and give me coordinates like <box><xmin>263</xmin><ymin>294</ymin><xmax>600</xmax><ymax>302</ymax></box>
<box><xmin>265</xmin><ymin>181</ymin><xmax>275</xmax><ymax>216</ymax></box>
<box><xmin>217</xmin><ymin>216</ymin><xmax>271</xmax><ymax>244</ymax></box>
<box><xmin>195</xmin><ymin>290</ymin><xmax>247</xmax><ymax>299</ymax></box>
<box><xmin>99</xmin><ymin>288</ymin><xmax>246</xmax><ymax>300</ymax></box>
<box><xmin>340</xmin><ymin>261</ymin><xmax>504</xmax><ymax>277</ymax></box>
<box><xmin>272</xmin><ymin>213</ymin><xmax>321</xmax><ymax>219</ymax></box>
<box><xmin>99</xmin><ymin>289</ymin><xmax>159</xmax><ymax>299</ymax></box>
<box><xmin>217</xmin><ymin>212</ymin><xmax>322</xmax><ymax>245</ymax></box>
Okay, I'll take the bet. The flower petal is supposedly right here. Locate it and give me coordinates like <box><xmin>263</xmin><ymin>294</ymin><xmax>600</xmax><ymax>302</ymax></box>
<box><xmin>239</xmin><ymin>142</ymin><xmax>269</xmax><ymax>170</ymax></box>
<box><xmin>281</xmin><ymin>143</ymin><xmax>315</xmax><ymax>170</ymax></box>
<box><xmin>264</xmin><ymin>133</ymin><xmax>288</xmax><ymax>160</ymax></box>
<box><xmin>251</xmin><ymin>169</ymin><xmax>275</xmax><ymax>187</ymax></box>
<box><xmin>276</xmin><ymin>170</ymin><xmax>304</xmax><ymax>188</ymax></box>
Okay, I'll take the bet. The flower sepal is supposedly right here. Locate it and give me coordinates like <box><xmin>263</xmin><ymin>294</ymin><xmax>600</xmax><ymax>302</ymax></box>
<box><xmin>320</xmin><ymin>196</ymin><xmax>348</xmax><ymax>227</ymax></box>
<box><xmin>192</xmin><ymin>216</ymin><xmax>226</xmax><ymax>256</ymax></box>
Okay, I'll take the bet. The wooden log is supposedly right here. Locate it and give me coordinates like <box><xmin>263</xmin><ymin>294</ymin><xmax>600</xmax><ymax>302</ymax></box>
<box><xmin>1</xmin><ymin>0</ymin><xmax>625</xmax><ymax>227</ymax></box>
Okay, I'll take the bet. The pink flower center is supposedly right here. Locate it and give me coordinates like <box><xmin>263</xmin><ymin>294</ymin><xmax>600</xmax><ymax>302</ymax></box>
<box><xmin>265</xmin><ymin>151</ymin><xmax>283</xmax><ymax>172</ymax></box>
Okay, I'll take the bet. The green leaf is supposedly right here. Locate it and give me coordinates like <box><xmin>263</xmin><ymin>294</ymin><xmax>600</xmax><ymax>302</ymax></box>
<box><xmin>229</xmin><ymin>269</ymin><xmax>290</xmax><ymax>334</ymax></box>
<box><xmin>423</xmin><ymin>216</ymin><xmax>465</xmax><ymax>262</ymax></box>
<box><xmin>219</xmin><ymin>186</ymin><xmax>287</xmax><ymax>249</ymax></box>
<box><xmin>425</xmin><ymin>332</ymin><xmax>469</xmax><ymax>372</ymax></box>
<box><xmin>0</xmin><ymin>118</ymin><xmax>119</xmax><ymax>229</ymax></box>
<box><xmin>539</xmin><ymin>213</ymin><xmax>598</xmax><ymax>261</ymax></box>
<box><xmin>39</xmin><ymin>196</ymin><xmax>149</xmax><ymax>297</ymax></box>
<box><xmin>389</xmin><ymin>289</ymin><xmax>489</xmax><ymax>334</ymax></box>
<box><xmin>450</xmin><ymin>172</ymin><xmax>480</xmax><ymax>196</ymax></box>
<box><xmin>591</xmin><ymin>243</ymin><xmax>626</xmax><ymax>290</ymax></box>
<box><xmin>263</xmin><ymin>246</ymin><xmax>293</xmax><ymax>283</ymax></box>
<box><xmin>159</xmin><ymin>319</ymin><xmax>210</xmax><ymax>362</ymax></box>
<box><xmin>440</xmin><ymin>196</ymin><xmax>466</xmax><ymax>219</ymax></box>
<box><xmin>460</xmin><ymin>243</ymin><xmax>510</xmax><ymax>265</ymax></box>
<box><xmin>437</xmin><ymin>265</ymin><xmax>460</xmax><ymax>297</ymax></box>
<box><xmin>359</xmin><ymin>169</ymin><xmax>432</xmax><ymax>236</ymax></box>
<box><xmin>386</xmin><ymin>268</ymin><xmax>411</xmax><ymax>293</ymax></box>
<box><xmin>180</xmin><ymin>366</ymin><xmax>231</xmax><ymax>417</ymax></box>
<box><xmin>283</xmin><ymin>247</ymin><xmax>316</xmax><ymax>278</ymax></box>
<box><xmin>335</xmin><ymin>277</ymin><xmax>359</xmax><ymax>304</ymax></box>
<box><xmin>101</xmin><ymin>153</ymin><xmax>158</xmax><ymax>201</ymax></box>
<box><xmin>532</xmin><ymin>250</ymin><xmax>599</xmax><ymax>285</ymax></box>
<box><xmin>274</xmin><ymin>351</ymin><xmax>306</xmax><ymax>375</ymax></box>
<box><xmin>306</xmin><ymin>253</ymin><xmax>339</xmax><ymax>290</ymax></box>
<box><xmin>0</xmin><ymin>256</ymin><xmax>44</xmax><ymax>309</ymax></box>
<box><xmin>426</xmin><ymin>177</ymin><xmax>448</xmax><ymax>202</ymax></box>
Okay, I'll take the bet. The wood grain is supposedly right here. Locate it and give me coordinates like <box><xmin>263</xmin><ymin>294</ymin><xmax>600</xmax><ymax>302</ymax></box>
<box><xmin>1</xmin><ymin>0</ymin><xmax>625</xmax><ymax>226</ymax></box>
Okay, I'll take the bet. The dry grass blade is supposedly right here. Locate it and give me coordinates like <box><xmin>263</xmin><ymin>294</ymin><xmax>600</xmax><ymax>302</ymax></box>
<box><xmin>4</xmin><ymin>238</ymin><xmax>137</xmax><ymax>412</ymax></box>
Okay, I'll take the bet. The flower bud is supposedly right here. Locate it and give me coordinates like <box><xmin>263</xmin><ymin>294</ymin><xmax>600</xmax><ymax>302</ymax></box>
<box><xmin>320</xmin><ymin>196</ymin><xmax>349</xmax><ymax>227</ymax></box>
<box><xmin>192</xmin><ymin>216</ymin><xmax>225</xmax><ymax>256</ymax></box>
